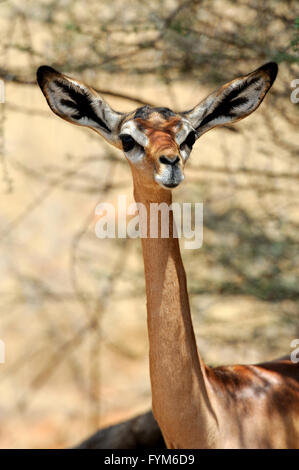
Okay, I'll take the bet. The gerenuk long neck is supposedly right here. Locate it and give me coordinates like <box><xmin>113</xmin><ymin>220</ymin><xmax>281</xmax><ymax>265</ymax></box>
<box><xmin>133</xmin><ymin>178</ymin><xmax>218</xmax><ymax>449</ymax></box>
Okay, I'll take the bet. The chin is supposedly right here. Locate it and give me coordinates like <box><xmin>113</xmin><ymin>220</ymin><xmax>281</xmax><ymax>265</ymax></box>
<box><xmin>161</xmin><ymin>182</ymin><xmax>180</xmax><ymax>189</ymax></box>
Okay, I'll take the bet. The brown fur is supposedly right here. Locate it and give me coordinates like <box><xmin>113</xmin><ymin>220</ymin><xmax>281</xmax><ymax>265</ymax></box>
<box><xmin>36</xmin><ymin>61</ymin><xmax>299</xmax><ymax>449</ymax></box>
<box><xmin>133</xmin><ymin>180</ymin><xmax>299</xmax><ymax>449</ymax></box>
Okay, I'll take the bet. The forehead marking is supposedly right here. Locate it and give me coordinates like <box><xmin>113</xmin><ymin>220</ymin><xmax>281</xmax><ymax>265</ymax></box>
<box><xmin>136</xmin><ymin>116</ymin><xmax>182</xmax><ymax>133</ymax></box>
<box><xmin>134</xmin><ymin>106</ymin><xmax>176</xmax><ymax>120</ymax></box>
<box><xmin>133</xmin><ymin>116</ymin><xmax>195</xmax><ymax>158</ymax></box>
<box><xmin>135</xmin><ymin>117</ymin><xmax>182</xmax><ymax>154</ymax></box>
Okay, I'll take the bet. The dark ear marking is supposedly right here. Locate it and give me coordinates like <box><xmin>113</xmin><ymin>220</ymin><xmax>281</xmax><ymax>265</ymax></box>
<box><xmin>36</xmin><ymin>65</ymin><xmax>126</xmax><ymax>143</ymax></box>
<box><xmin>198</xmin><ymin>77</ymin><xmax>261</xmax><ymax>130</ymax></box>
<box><xmin>199</xmin><ymin>97</ymin><xmax>247</xmax><ymax>129</ymax></box>
<box><xmin>152</xmin><ymin>107</ymin><xmax>176</xmax><ymax>119</ymax></box>
<box><xmin>52</xmin><ymin>80</ymin><xmax>111</xmax><ymax>133</ymax></box>
<box><xmin>182</xmin><ymin>62</ymin><xmax>278</xmax><ymax>136</ymax></box>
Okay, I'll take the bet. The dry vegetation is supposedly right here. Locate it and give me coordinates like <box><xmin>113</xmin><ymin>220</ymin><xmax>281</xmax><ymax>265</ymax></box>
<box><xmin>0</xmin><ymin>0</ymin><xmax>298</xmax><ymax>448</ymax></box>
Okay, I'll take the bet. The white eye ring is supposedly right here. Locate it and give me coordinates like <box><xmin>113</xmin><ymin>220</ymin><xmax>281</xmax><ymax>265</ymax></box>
<box><xmin>122</xmin><ymin>143</ymin><xmax>145</xmax><ymax>164</ymax></box>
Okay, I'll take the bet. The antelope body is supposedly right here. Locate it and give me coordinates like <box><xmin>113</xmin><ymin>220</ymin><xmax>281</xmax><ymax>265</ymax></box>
<box><xmin>37</xmin><ymin>62</ymin><xmax>299</xmax><ymax>448</ymax></box>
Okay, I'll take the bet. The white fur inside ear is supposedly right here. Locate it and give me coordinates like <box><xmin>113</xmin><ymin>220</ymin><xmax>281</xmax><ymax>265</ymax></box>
<box><xmin>227</xmin><ymin>76</ymin><xmax>265</xmax><ymax>114</ymax></box>
<box><xmin>44</xmin><ymin>76</ymin><xmax>123</xmax><ymax>140</ymax></box>
<box><xmin>184</xmin><ymin>94</ymin><xmax>215</xmax><ymax>128</ymax></box>
<box><xmin>98</xmin><ymin>100</ymin><xmax>123</xmax><ymax>131</ymax></box>
<box><xmin>47</xmin><ymin>81</ymin><xmax>75</xmax><ymax>116</ymax></box>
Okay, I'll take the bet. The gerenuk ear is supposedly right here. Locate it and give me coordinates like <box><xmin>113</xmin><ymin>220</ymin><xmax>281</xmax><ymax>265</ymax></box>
<box><xmin>36</xmin><ymin>65</ymin><xmax>125</xmax><ymax>145</ymax></box>
<box><xmin>181</xmin><ymin>62</ymin><xmax>278</xmax><ymax>138</ymax></box>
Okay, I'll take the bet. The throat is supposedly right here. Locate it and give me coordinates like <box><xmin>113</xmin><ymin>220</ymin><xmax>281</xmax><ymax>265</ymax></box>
<box><xmin>132</xmin><ymin>180</ymin><xmax>216</xmax><ymax>445</ymax></box>
<box><xmin>133</xmin><ymin>180</ymin><xmax>195</xmax><ymax>346</ymax></box>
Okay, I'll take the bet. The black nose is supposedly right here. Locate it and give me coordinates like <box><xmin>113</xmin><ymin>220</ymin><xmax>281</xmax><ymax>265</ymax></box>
<box><xmin>159</xmin><ymin>155</ymin><xmax>180</xmax><ymax>166</ymax></box>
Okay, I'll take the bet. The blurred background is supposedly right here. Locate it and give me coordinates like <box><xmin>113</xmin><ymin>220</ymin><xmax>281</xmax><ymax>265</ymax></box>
<box><xmin>0</xmin><ymin>0</ymin><xmax>298</xmax><ymax>448</ymax></box>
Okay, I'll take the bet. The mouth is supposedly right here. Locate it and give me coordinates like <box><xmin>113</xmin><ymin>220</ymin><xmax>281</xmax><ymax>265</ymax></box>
<box><xmin>162</xmin><ymin>182</ymin><xmax>180</xmax><ymax>189</ymax></box>
<box><xmin>154</xmin><ymin>167</ymin><xmax>184</xmax><ymax>190</ymax></box>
